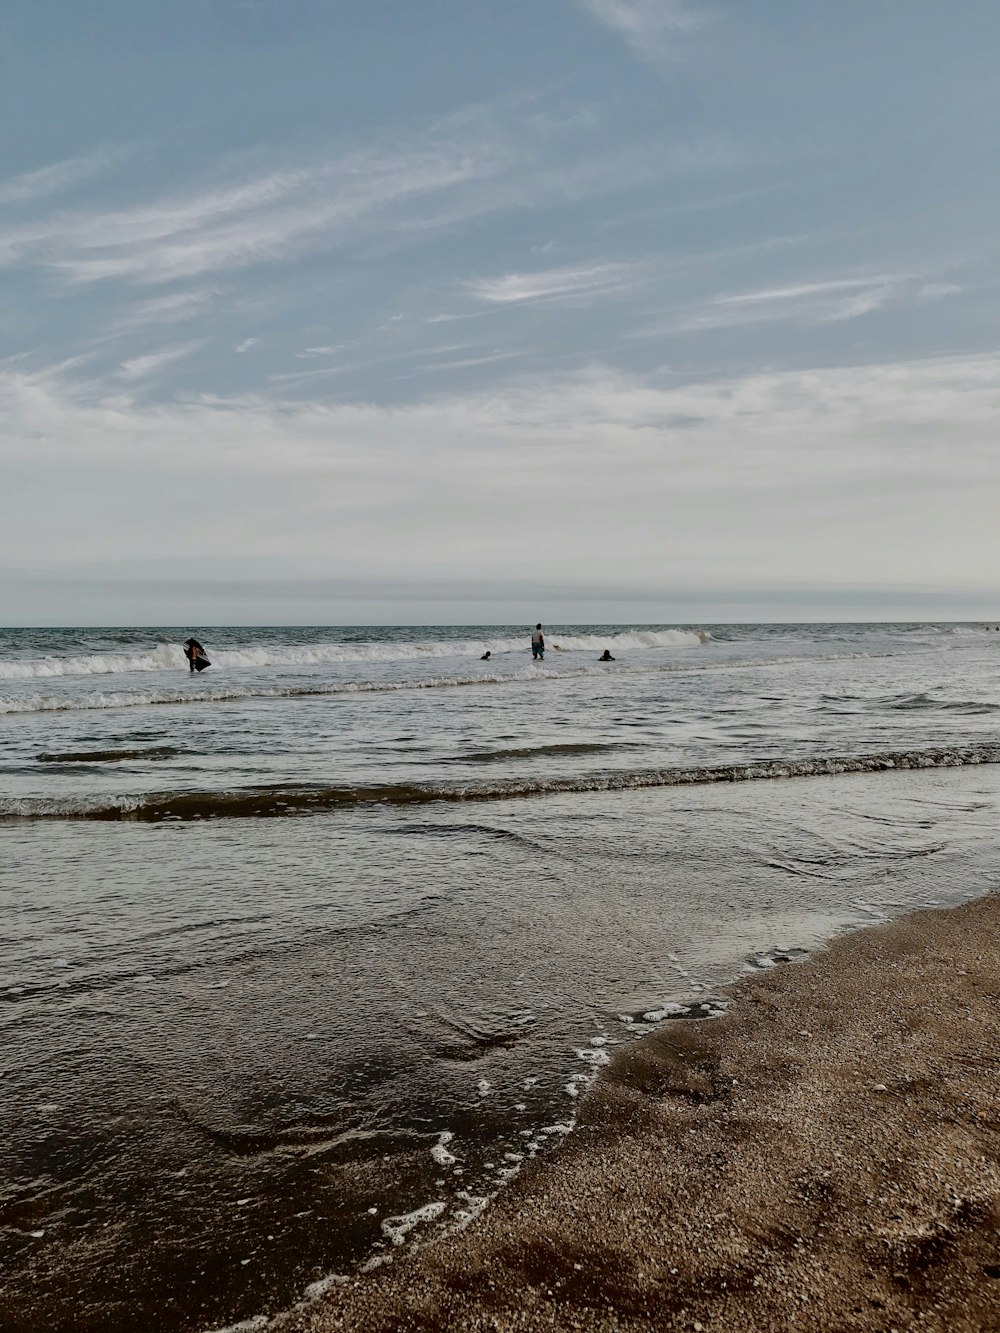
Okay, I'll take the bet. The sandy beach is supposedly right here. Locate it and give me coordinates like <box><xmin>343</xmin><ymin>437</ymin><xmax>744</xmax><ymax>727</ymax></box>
<box><xmin>281</xmin><ymin>892</ymin><xmax>1000</xmax><ymax>1333</ymax></box>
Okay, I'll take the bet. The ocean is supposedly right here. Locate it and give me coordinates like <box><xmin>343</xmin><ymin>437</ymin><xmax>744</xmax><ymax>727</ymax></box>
<box><xmin>2</xmin><ymin>622</ymin><xmax>999</xmax><ymax>1331</ymax></box>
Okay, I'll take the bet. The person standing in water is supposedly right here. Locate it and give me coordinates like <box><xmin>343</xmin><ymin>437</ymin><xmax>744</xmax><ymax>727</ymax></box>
<box><xmin>183</xmin><ymin>638</ymin><xmax>211</xmax><ymax>672</ymax></box>
<box><xmin>531</xmin><ymin>624</ymin><xmax>545</xmax><ymax>660</ymax></box>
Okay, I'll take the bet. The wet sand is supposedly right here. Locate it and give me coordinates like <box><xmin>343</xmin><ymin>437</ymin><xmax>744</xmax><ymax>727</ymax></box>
<box><xmin>282</xmin><ymin>892</ymin><xmax>1000</xmax><ymax>1333</ymax></box>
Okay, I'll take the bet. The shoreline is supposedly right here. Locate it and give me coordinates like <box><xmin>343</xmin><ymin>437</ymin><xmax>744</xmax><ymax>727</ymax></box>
<box><xmin>279</xmin><ymin>891</ymin><xmax>1000</xmax><ymax>1333</ymax></box>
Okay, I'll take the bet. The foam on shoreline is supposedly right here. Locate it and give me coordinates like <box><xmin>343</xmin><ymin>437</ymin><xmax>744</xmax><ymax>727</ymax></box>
<box><xmin>275</xmin><ymin>891</ymin><xmax>1000</xmax><ymax>1333</ymax></box>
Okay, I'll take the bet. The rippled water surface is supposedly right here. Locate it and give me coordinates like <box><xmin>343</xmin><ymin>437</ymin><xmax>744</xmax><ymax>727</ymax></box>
<box><xmin>2</xmin><ymin>623</ymin><xmax>999</xmax><ymax>1330</ymax></box>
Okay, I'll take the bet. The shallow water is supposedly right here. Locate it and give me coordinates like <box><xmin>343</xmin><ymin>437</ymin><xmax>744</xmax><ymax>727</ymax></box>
<box><xmin>2</xmin><ymin>623</ymin><xmax>1000</xmax><ymax>1330</ymax></box>
<box><xmin>4</xmin><ymin>623</ymin><xmax>1000</xmax><ymax>818</ymax></box>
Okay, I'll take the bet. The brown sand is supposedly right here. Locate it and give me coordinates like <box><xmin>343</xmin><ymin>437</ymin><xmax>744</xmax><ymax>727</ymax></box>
<box><xmin>280</xmin><ymin>893</ymin><xmax>1000</xmax><ymax>1333</ymax></box>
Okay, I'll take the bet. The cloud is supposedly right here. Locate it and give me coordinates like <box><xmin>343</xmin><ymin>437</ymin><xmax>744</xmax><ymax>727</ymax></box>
<box><xmin>235</xmin><ymin>338</ymin><xmax>259</xmax><ymax>353</ymax></box>
<box><xmin>629</xmin><ymin>273</ymin><xmax>905</xmax><ymax>336</ymax></box>
<box><xmin>577</xmin><ymin>0</ymin><xmax>709</xmax><ymax>59</ymax></box>
<box><xmin>918</xmin><ymin>282</ymin><xmax>964</xmax><ymax>300</ymax></box>
<box><xmin>424</xmin><ymin>310</ymin><xmax>494</xmax><ymax>325</ymax></box>
<box><xmin>267</xmin><ymin>364</ymin><xmax>351</xmax><ymax>385</ymax></box>
<box><xmin>395</xmin><ymin>350</ymin><xmax>528</xmax><ymax>376</ymax></box>
<box><xmin>0</xmin><ymin>147</ymin><xmax>126</xmax><ymax>206</ymax></box>
<box><xmin>117</xmin><ymin>342</ymin><xmax>202</xmax><ymax>380</ymax></box>
<box><xmin>717</xmin><ymin>277</ymin><xmax>897</xmax><ymax>307</ymax></box>
<box><xmin>8</xmin><ymin>348</ymin><xmax>1000</xmax><ymax>482</ymax></box>
<box><xmin>4</xmin><ymin>350</ymin><xmax>1000</xmax><ymax>611</ymax></box>
<box><xmin>0</xmin><ymin>132</ymin><xmax>507</xmax><ymax>286</ymax></box>
<box><xmin>0</xmin><ymin>103</ymin><xmax>739</xmax><ymax>310</ymax></box>
<box><xmin>114</xmin><ymin>289</ymin><xmax>219</xmax><ymax>330</ymax></box>
<box><xmin>273</xmin><ymin>339</ymin><xmax>518</xmax><ymax>384</ymax></box>
<box><xmin>715</xmin><ymin>275</ymin><xmax>900</xmax><ymax>324</ymax></box>
<box><xmin>467</xmin><ymin>261</ymin><xmax>638</xmax><ymax>304</ymax></box>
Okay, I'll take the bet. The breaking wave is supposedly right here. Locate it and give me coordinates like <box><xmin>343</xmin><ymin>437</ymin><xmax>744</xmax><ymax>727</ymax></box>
<box><xmin>0</xmin><ymin>629</ymin><xmax>705</xmax><ymax>681</ymax></box>
<box><xmin>0</xmin><ymin>650</ymin><xmax>909</xmax><ymax>718</ymax></box>
<box><xmin>4</xmin><ymin>746</ymin><xmax>996</xmax><ymax>822</ymax></box>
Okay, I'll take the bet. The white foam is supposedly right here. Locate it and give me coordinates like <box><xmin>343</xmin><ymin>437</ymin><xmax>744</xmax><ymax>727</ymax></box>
<box><xmin>360</xmin><ymin>1253</ymin><xmax>394</xmax><ymax>1272</ymax></box>
<box><xmin>451</xmin><ymin>1191</ymin><xmax>491</xmax><ymax>1230</ymax></box>
<box><xmin>642</xmin><ymin>1004</ymin><xmax>684</xmax><ymax>1022</ymax></box>
<box><xmin>381</xmin><ymin>1200</ymin><xmax>446</xmax><ymax>1246</ymax></box>
<box><xmin>540</xmin><ymin>1119</ymin><xmax>576</xmax><ymax>1135</ymax></box>
<box><xmin>544</xmin><ymin>629</ymin><xmax>703</xmax><ymax>653</ymax></box>
<box><xmin>0</xmin><ymin>644</ymin><xmax>185</xmax><ymax>679</ymax></box>
<box><xmin>202</xmin><ymin>1317</ymin><xmax>270</xmax><ymax>1333</ymax></box>
<box><xmin>431</xmin><ymin>1131</ymin><xmax>457</xmax><ymax>1166</ymax></box>
<box><xmin>302</xmin><ymin>1274</ymin><xmax>348</xmax><ymax>1302</ymax></box>
<box><xmin>575</xmin><ymin>1046</ymin><xmax>611</xmax><ymax>1066</ymax></box>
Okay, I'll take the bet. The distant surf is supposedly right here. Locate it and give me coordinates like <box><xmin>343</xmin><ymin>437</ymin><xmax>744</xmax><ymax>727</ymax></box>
<box><xmin>0</xmin><ymin>628</ymin><xmax>705</xmax><ymax>680</ymax></box>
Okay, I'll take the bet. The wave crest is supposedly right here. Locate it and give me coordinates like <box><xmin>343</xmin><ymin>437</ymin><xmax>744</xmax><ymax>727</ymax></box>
<box><xmin>4</xmin><ymin>746</ymin><xmax>996</xmax><ymax>822</ymax></box>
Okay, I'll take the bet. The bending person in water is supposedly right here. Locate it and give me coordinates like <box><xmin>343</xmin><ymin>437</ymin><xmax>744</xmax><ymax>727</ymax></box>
<box><xmin>481</xmin><ymin>651</ymin><xmax>491</xmax><ymax>661</ymax></box>
<box><xmin>183</xmin><ymin>638</ymin><xmax>211</xmax><ymax>672</ymax></box>
<box><xmin>531</xmin><ymin>624</ymin><xmax>545</xmax><ymax>660</ymax></box>
<box><xmin>599</xmin><ymin>649</ymin><xmax>615</xmax><ymax>661</ymax></box>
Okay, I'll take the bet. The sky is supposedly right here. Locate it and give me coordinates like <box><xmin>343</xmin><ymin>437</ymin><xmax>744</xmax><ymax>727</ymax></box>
<box><xmin>2</xmin><ymin>0</ymin><xmax>999</xmax><ymax>625</ymax></box>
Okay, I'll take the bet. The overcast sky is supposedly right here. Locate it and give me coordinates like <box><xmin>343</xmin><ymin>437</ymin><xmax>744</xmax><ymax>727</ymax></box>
<box><xmin>2</xmin><ymin>0</ymin><xmax>999</xmax><ymax>625</ymax></box>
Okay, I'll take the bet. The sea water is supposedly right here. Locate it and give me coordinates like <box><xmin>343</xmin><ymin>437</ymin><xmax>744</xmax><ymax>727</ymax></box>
<box><xmin>2</xmin><ymin>623</ymin><xmax>999</xmax><ymax>1330</ymax></box>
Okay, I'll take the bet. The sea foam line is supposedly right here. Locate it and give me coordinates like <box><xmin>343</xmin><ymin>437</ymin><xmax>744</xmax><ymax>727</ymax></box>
<box><xmin>3</xmin><ymin>747</ymin><xmax>997</xmax><ymax>822</ymax></box>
